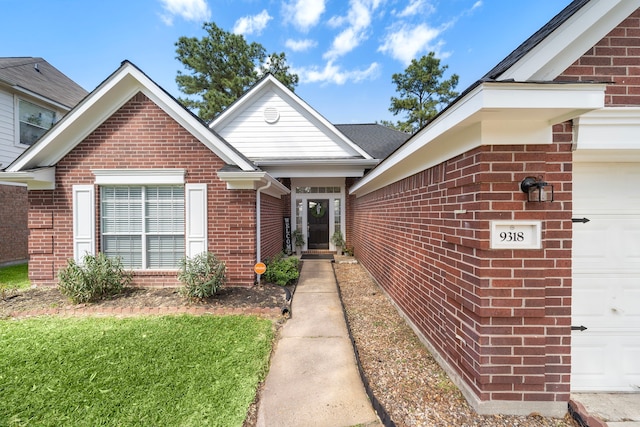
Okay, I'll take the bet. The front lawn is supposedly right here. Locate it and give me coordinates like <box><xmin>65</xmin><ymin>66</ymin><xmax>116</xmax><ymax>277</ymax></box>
<box><xmin>0</xmin><ymin>315</ymin><xmax>273</xmax><ymax>426</ymax></box>
<box><xmin>0</xmin><ymin>263</ymin><xmax>29</xmax><ymax>289</ymax></box>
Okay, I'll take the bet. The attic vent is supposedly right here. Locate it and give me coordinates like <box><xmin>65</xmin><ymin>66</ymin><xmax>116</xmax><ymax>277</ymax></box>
<box><xmin>264</xmin><ymin>107</ymin><xmax>280</xmax><ymax>124</ymax></box>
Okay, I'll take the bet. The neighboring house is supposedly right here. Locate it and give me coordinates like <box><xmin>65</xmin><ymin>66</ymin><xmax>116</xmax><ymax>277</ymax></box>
<box><xmin>0</xmin><ymin>57</ymin><xmax>87</xmax><ymax>265</ymax></box>
<box><xmin>2</xmin><ymin>0</ymin><xmax>639</xmax><ymax>417</ymax></box>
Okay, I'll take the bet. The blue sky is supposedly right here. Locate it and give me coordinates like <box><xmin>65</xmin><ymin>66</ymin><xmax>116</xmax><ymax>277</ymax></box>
<box><xmin>2</xmin><ymin>0</ymin><xmax>571</xmax><ymax>124</ymax></box>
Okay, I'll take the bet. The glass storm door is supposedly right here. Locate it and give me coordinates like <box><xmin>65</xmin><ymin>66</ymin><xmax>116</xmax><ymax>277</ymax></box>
<box><xmin>307</xmin><ymin>199</ymin><xmax>329</xmax><ymax>249</ymax></box>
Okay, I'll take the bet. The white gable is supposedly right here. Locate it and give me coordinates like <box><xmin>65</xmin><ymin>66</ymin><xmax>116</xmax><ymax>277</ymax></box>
<box><xmin>211</xmin><ymin>75</ymin><xmax>372</xmax><ymax>161</ymax></box>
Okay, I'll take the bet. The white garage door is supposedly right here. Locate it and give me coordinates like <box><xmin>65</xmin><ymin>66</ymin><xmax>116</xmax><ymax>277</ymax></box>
<box><xmin>572</xmin><ymin>163</ymin><xmax>640</xmax><ymax>391</ymax></box>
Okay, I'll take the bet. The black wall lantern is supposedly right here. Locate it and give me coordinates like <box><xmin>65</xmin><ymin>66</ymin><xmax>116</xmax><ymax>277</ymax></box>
<box><xmin>520</xmin><ymin>176</ymin><xmax>554</xmax><ymax>202</ymax></box>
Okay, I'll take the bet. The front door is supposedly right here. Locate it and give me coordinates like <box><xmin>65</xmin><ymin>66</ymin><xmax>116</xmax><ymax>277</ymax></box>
<box><xmin>307</xmin><ymin>199</ymin><xmax>329</xmax><ymax>249</ymax></box>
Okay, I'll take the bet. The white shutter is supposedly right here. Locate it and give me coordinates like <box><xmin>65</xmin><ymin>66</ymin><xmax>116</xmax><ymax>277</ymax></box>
<box><xmin>73</xmin><ymin>185</ymin><xmax>96</xmax><ymax>262</ymax></box>
<box><xmin>185</xmin><ymin>183</ymin><xmax>207</xmax><ymax>258</ymax></box>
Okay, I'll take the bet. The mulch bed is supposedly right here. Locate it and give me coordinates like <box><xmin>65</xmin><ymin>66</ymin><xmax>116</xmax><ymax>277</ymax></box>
<box><xmin>1</xmin><ymin>283</ymin><xmax>292</xmax><ymax>319</ymax></box>
<box><xmin>334</xmin><ymin>260</ymin><xmax>579</xmax><ymax>427</ymax></box>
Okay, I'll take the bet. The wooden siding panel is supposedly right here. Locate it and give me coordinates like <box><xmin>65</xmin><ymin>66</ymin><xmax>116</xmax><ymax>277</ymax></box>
<box><xmin>0</xmin><ymin>89</ymin><xmax>19</xmax><ymax>166</ymax></box>
<box><xmin>218</xmin><ymin>89</ymin><xmax>356</xmax><ymax>159</ymax></box>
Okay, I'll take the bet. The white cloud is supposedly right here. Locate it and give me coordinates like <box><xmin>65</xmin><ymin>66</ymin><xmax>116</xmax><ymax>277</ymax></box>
<box><xmin>396</xmin><ymin>0</ymin><xmax>434</xmax><ymax>18</ymax></box>
<box><xmin>285</xmin><ymin>38</ymin><xmax>318</xmax><ymax>52</ymax></box>
<box><xmin>282</xmin><ymin>0</ymin><xmax>326</xmax><ymax>32</ymax></box>
<box><xmin>378</xmin><ymin>23</ymin><xmax>442</xmax><ymax>65</ymax></box>
<box><xmin>159</xmin><ymin>0</ymin><xmax>211</xmax><ymax>25</ymax></box>
<box><xmin>295</xmin><ymin>61</ymin><xmax>380</xmax><ymax>85</ymax></box>
<box><xmin>324</xmin><ymin>0</ymin><xmax>381</xmax><ymax>60</ymax></box>
<box><xmin>233</xmin><ymin>10</ymin><xmax>272</xmax><ymax>35</ymax></box>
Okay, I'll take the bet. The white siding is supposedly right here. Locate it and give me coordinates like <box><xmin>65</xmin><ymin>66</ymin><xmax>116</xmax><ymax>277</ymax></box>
<box><xmin>217</xmin><ymin>89</ymin><xmax>358</xmax><ymax>159</ymax></box>
<box><xmin>0</xmin><ymin>89</ymin><xmax>21</xmax><ymax>167</ymax></box>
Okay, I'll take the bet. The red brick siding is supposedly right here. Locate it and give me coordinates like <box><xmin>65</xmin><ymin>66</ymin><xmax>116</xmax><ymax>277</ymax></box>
<box><xmin>27</xmin><ymin>92</ymin><xmax>257</xmax><ymax>287</ymax></box>
<box><xmin>351</xmin><ymin>135</ymin><xmax>573</xmax><ymax>404</ymax></box>
<box><xmin>0</xmin><ymin>184</ymin><xmax>28</xmax><ymax>265</ymax></box>
<box><xmin>557</xmin><ymin>8</ymin><xmax>640</xmax><ymax>106</ymax></box>
<box><xmin>260</xmin><ymin>192</ymin><xmax>285</xmax><ymax>261</ymax></box>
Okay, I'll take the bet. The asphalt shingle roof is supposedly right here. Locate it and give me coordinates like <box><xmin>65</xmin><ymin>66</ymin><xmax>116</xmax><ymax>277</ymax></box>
<box><xmin>335</xmin><ymin>123</ymin><xmax>411</xmax><ymax>159</ymax></box>
<box><xmin>482</xmin><ymin>0</ymin><xmax>589</xmax><ymax>81</ymax></box>
<box><xmin>0</xmin><ymin>57</ymin><xmax>88</xmax><ymax>108</ymax></box>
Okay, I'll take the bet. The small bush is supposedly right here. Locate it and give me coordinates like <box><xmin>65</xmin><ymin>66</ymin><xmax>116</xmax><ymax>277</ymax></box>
<box><xmin>263</xmin><ymin>253</ymin><xmax>300</xmax><ymax>286</ymax></box>
<box><xmin>58</xmin><ymin>253</ymin><xmax>131</xmax><ymax>304</ymax></box>
<box><xmin>178</xmin><ymin>252</ymin><xmax>226</xmax><ymax>299</ymax></box>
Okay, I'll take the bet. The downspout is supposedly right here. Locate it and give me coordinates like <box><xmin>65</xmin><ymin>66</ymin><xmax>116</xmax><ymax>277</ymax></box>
<box><xmin>255</xmin><ymin>180</ymin><xmax>272</xmax><ymax>264</ymax></box>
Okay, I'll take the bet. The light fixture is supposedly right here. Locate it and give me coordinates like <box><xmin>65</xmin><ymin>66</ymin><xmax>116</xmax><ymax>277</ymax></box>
<box><xmin>520</xmin><ymin>176</ymin><xmax>554</xmax><ymax>202</ymax></box>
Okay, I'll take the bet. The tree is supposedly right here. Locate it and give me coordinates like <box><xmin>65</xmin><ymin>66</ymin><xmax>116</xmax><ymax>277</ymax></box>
<box><xmin>387</xmin><ymin>52</ymin><xmax>459</xmax><ymax>133</ymax></box>
<box><xmin>175</xmin><ymin>22</ymin><xmax>299</xmax><ymax>122</ymax></box>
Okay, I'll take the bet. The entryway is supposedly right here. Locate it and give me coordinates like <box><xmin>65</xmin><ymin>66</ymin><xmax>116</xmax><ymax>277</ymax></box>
<box><xmin>290</xmin><ymin>178</ymin><xmax>345</xmax><ymax>253</ymax></box>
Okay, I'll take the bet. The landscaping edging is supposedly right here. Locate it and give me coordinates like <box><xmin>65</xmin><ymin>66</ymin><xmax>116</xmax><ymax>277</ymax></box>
<box><xmin>7</xmin><ymin>305</ymin><xmax>283</xmax><ymax>319</ymax></box>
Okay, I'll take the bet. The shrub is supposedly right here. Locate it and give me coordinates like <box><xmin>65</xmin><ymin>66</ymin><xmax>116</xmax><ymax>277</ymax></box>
<box><xmin>58</xmin><ymin>253</ymin><xmax>131</xmax><ymax>304</ymax></box>
<box><xmin>263</xmin><ymin>253</ymin><xmax>300</xmax><ymax>286</ymax></box>
<box><xmin>178</xmin><ymin>252</ymin><xmax>226</xmax><ymax>299</ymax></box>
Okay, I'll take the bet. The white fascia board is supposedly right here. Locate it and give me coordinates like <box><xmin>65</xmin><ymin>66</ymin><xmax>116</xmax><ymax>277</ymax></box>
<box><xmin>501</xmin><ymin>0</ymin><xmax>640</xmax><ymax>81</ymax></box>
<box><xmin>8</xmin><ymin>63</ymin><xmax>256</xmax><ymax>173</ymax></box>
<box><xmin>574</xmin><ymin>107</ymin><xmax>640</xmax><ymax>153</ymax></box>
<box><xmin>350</xmin><ymin>82</ymin><xmax>605</xmax><ymax>197</ymax></box>
<box><xmin>211</xmin><ymin>75</ymin><xmax>374</xmax><ymax>160</ymax></box>
<box><xmin>0</xmin><ymin>167</ymin><xmax>56</xmax><ymax>190</ymax></box>
<box><xmin>216</xmin><ymin>170</ymin><xmax>290</xmax><ymax>198</ymax></box>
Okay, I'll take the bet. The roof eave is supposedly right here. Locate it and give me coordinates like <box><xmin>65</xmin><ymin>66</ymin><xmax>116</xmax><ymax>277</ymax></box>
<box><xmin>216</xmin><ymin>170</ymin><xmax>290</xmax><ymax>198</ymax></box>
<box><xmin>350</xmin><ymin>81</ymin><xmax>606</xmax><ymax>197</ymax></box>
<box><xmin>0</xmin><ymin>167</ymin><xmax>56</xmax><ymax>190</ymax></box>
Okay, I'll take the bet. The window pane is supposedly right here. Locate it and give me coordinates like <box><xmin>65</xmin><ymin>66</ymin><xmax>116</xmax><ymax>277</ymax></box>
<box><xmin>19</xmin><ymin>99</ymin><xmax>57</xmax><ymax>146</ymax></box>
<box><xmin>101</xmin><ymin>187</ymin><xmax>142</xmax><ymax>233</ymax></box>
<box><xmin>146</xmin><ymin>186</ymin><xmax>184</xmax><ymax>233</ymax></box>
<box><xmin>334</xmin><ymin>199</ymin><xmax>341</xmax><ymax>230</ymax></box>
<box><xmin>147</xmin><ymin>236</ymin><xmax>185</xmax><ymax>269</ymax></box>
<box><xmin>296</xmin><ymin>199</ymin><xmax>303</xmax><ymax>232</ymax></box>
<box><xmin>103</xmin><ymin>235</ymin><xmax>142</xmax><ymax>269</ymax></box>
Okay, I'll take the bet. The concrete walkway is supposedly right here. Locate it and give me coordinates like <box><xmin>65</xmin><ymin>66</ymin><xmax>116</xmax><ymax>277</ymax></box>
<box><xmin>256</xmin><ymin>259</ymin><xmax>381</xmax><ymax>427</ymax></box>
<box><xmin>570</xmin><ymin>393</ymin><xmax>640</xmax><ymax>427</ymax></box>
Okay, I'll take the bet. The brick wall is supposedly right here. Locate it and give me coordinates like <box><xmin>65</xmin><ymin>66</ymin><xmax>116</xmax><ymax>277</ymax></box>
<box><xmin>351</xmin><ymin>132</ymin><xmax>573</xmax><ymax>406</ymax></box>
<box><xmin>28</xmin><ymin>92</ymin><xmax>257</xmax><ymax>287</ymax></box>
<box><xmin>0</xmin><ymin>184</ymin><xmax>28</xmax><ymax>265</ymax></box>
<box><xmin>557</xmin><ymin>8</ymin><xmax>640</xmax><ymax>105</ymax></box>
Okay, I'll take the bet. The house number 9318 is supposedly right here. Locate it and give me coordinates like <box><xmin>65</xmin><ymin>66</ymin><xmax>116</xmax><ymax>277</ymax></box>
<box><xmin>490</xmin><ymin>221</ymin><xmax>541</xmax><ymax>249</ymax></box>
<box><xmin>499</xmin><ymin>231</ymin><xmax>525</xmax><ymax>242</ymax></box>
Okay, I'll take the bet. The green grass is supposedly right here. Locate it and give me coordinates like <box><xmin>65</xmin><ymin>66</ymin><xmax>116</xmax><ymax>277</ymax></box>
<box><xmin>0</xmin><ymin>315</ymin><xmax>274</xmax><ymax>427</ymax></box>
<box><xmin>0</xmin><ymin>263</ymin><xmax>29</xmax><ymax>289</ymax></box>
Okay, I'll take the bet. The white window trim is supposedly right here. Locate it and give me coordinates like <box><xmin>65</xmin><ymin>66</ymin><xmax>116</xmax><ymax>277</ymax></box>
<box><xmin>92</xmin><ymin>169</ymin><xmax>185</xmax><ymax>185</ymax></box>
